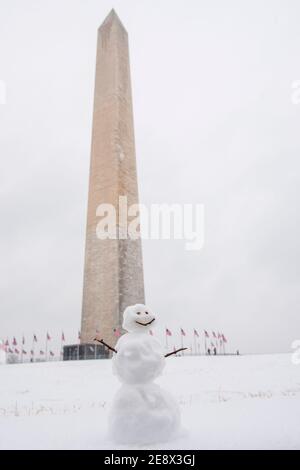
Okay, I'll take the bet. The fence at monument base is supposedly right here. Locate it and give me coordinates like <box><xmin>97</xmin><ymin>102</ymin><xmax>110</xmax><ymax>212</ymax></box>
<box><xmin>63</xmin><ymin>343</ymin><xmax>110</xmax><ymax>361</ymax></box>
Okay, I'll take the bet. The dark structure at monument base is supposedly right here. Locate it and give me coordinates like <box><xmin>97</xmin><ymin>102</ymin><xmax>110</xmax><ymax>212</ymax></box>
<box><xmin>63</xmin><ymin>343</ymin><xmax>110</xmax><ymax>361</ymax></box>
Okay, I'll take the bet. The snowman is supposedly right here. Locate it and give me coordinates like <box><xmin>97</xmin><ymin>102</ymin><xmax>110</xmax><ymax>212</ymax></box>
<box><xmin>95</xmin><ymin>304</ymin><xmax>186</xmax><ymax>445</ymax></box>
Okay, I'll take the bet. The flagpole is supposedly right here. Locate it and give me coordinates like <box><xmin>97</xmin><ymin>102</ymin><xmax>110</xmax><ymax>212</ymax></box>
<box><xmin>77</xmin><ymin>331</ymin><xmax>80</xmax><ymax>361</ymax></box>
<box><xmin>21</xmin><ymin>335</ymin><xmax>23</xmax><ymax>364</ymax></box>
<box><xmin>222</xmin><ymin>335</ymin><xmax>226</xmax><ymax>355</ymax></box>
<box><xmin>45</xmin><ymin>335</ymin><xmax>48</xmax><ymax>362</ymax></box>
<box><xmin>60</xmin><ymin>332</ymin><xmax>64</xmax><ymax>361</ymax></box>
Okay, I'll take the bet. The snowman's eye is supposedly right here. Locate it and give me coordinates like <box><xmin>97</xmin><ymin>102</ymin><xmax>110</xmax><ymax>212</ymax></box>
<box><xmin>136</xmin><ymin>312</ymin><xmax>141</xmax><ymax>315</ymax></box>
<box><xmin>145</xmin><ymin>311</ymin><xmax>149</xmax><ymax>314</ymax></box>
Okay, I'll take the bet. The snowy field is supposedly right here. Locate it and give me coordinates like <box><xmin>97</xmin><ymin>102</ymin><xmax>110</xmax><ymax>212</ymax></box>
<box><xmin>0</xmin><ymin>354</ymin><xmax>299</xmax><ymax>450</ymax></box>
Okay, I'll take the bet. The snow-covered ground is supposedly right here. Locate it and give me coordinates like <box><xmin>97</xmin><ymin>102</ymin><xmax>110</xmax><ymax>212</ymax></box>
<box><xmin>0</xmin><ymin>353</ymin><xmax>299</xmax><ymax>450</ymax></box>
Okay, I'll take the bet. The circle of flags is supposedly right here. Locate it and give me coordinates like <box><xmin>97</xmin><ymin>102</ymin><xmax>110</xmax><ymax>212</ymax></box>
<box><xmin>1</xmin><ymin>327</ymin><xmax>230</xmax><ymax>363</ymax></box>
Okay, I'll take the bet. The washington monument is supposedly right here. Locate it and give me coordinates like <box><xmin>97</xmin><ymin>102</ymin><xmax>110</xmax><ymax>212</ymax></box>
<box><xmin>80</xmin><ymin>10</ymin><xmax>145</xmax><ymax>347</ymax></box>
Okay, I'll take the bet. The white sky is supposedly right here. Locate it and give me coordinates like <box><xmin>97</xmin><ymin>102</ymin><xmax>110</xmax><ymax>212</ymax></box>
<box><xmin>0</xmin><ymin>0</ymin><xmax>300</xmax><ymax>354</ymax></box>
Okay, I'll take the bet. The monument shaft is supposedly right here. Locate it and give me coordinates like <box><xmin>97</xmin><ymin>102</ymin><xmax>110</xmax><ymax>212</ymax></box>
<box><xmin>81</xmin><ymin>10</ymin><xmax>145</xmax><ymax>346</ymax></box>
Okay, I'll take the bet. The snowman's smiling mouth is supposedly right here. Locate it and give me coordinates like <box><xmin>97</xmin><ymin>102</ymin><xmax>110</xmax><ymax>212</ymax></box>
<box><xmin>135</xmin><ymin>318</ymin><xmax>155</xmax><ymax>326</ymax></box>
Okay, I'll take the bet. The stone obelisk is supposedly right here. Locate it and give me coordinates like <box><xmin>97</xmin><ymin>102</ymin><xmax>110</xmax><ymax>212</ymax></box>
<box><xmin>80</xmin><ymin>10</ymin><xmax>145</xmax><ymax>347</ymax></box>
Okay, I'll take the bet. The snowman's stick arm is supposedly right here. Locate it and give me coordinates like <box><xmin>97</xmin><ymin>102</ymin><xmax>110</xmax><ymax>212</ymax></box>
<box><xmin>164</xmin><ymin>347</ymin><xmax>188</xmax><ymax>358</ymax></box>
<box><xmin>93</xmin><ymin>338</ymin><xmax>117</xmax><ymax>354</ymax></box>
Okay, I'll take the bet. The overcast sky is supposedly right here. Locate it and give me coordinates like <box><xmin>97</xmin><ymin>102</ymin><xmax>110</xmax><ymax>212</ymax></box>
<box><xmin>0</xmin><ymin>0</ymin><xmax>300</xmax><ymax>354</ymax></box>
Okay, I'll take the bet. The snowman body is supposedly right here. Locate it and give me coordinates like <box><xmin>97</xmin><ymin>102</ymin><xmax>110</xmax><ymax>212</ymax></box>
<box><xmin>109</xmin><ymin>304</ymin><xmax>181</xmax><ymax>445</ymax></box>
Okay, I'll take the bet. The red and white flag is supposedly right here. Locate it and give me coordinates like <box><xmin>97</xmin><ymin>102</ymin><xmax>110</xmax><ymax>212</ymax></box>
<box><xmin>13</xmin><ymin>337</ymin><xmax>17</xmax><ymax>346</ymax></box>
<box><xmin>193</xmin><ymin>329</ymin><xmax>199</xmax><ymax>337</ymax></box>
<box><xmin>61</xmin><ymin>332</ymin><xmax>65</xmax><ymax>342</ymax></box>
<box><xmin>222</xmin><ymin>334</ymin><xmax>227</xmax><ymax>343</ymax></box>
<box><xmin>166</xmin><ymin>328</ymin><xmax>172</xmax><ymax>337</ymax></box>
<box><xmin>46</xmin><ymin>332</ymin><xmax>51</xmax><ymax>341</ymax></box>
<box><xmin>113</xmin><ymin>328</ymin><xmax>121</xmax><ymax>338</ymax></box>
<box><xmin>204</xmin><ymin>330</ymin><xmax>209</xmax><ymax>338</ymax></box>
<box><xmin>180</xmin><ymin>328</ymin><xmax>186</xmax><ymax>337</ymax></box>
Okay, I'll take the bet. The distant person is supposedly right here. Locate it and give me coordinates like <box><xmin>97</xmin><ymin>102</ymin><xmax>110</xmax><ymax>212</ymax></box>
<box><xmin>237</xmin><ymin>350</ymin><xmax>240</xmax><ymax>356</ymax></box>
<box><xmin>207</xmin><ymin>348</ymin><xmax>211</xmax><ymax>355</ymax></box>
<box><xmin>213</xmin><ymin>347</ymin><xmax>217</xmax><ymax>355</ymax></box>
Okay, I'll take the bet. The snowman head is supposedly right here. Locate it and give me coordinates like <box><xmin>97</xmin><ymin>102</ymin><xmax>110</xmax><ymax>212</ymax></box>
<box><xmin>122</xmin><ymin>304</ymin><xmax>156</xmax><ymax>333</ymax></box>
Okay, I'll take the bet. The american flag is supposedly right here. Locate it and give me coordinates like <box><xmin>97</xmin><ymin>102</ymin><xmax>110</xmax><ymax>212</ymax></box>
<box><xmin>180</xmin><ymin>328</ymin><xmax>186</xmax><ymax>337</ymax></box>
<box><xmin>166</xmin><ymin>328</ymin><xmax>172</xmax><ymax>337</ymax></box>
<box><xmin>193</xmin><ymin>329</ymin><xmax>199</xmax><ymax>337</ymax></box>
